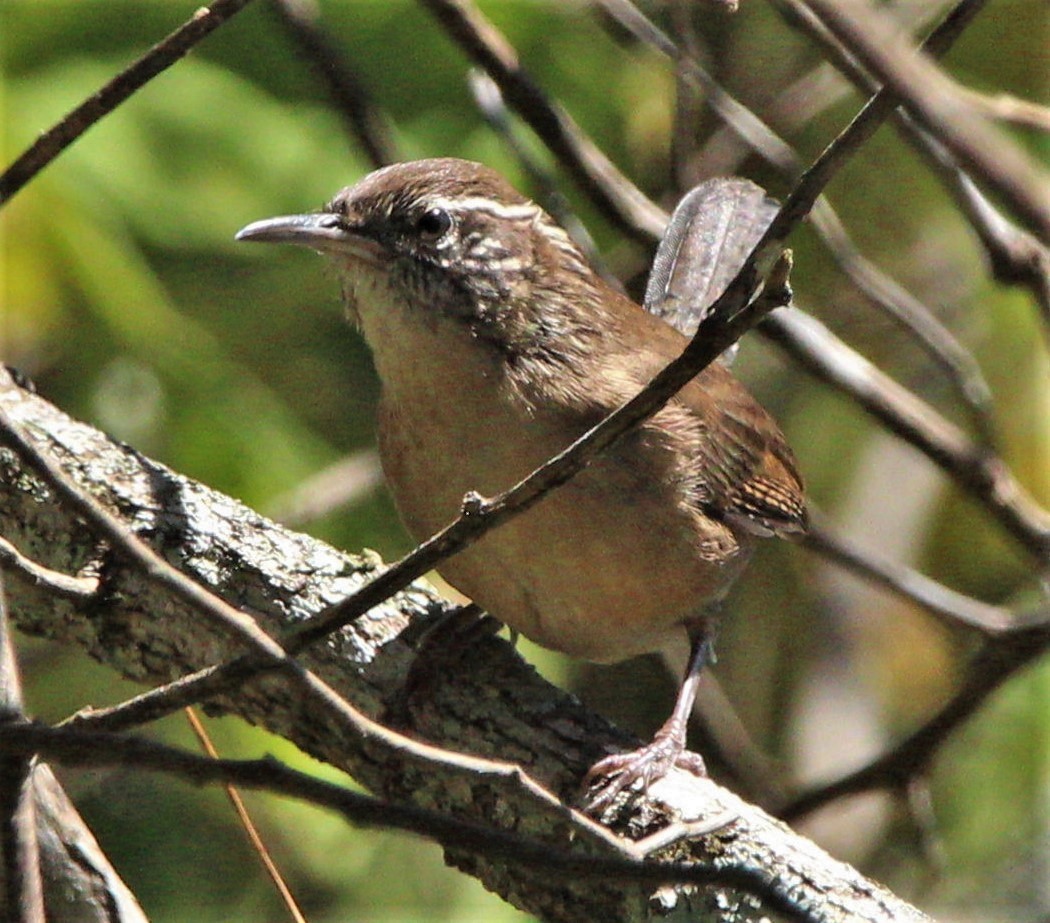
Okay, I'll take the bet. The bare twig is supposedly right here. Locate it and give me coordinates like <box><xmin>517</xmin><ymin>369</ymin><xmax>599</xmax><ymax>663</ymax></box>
<box><xmin>419</xmin><ymin>0</ymin><xmax>667</xmax><ymax>240</ymax></box>
<box><xmin>782</xmin><ymin>616</ymin><xmax>1050</xmax><ymax>819</ymax></box>
<box><xmin>760</xmin><ymin>308</ymin><xmax>1050</xmax><ymax>560</ymax></box>
<box><xmin>800</xmin><ymin>0</ymin><xmax>1050</xmax><ymax>241</ymax></box>
<box><xmin>803</xmin><ymin>516</ymin><xmax>1013</xmax><ymax>634</ymax></box>
<box><xmin>0</xmin><ymin>578</ymin><xmax>45</xmax><ymax>923</ymax></box>
<box><xmin>268</xmin><ymin>0</ymin><xmax>399</xmax><ymax>167</ymax></box>
<box><xmin>184</xmin><ymin>709</ymin><xmax>308</xmax><ymax>923</ymax></box>
<box><xmin>717</xmin><ymin>1</ymin><xmax>953</xmax><ymax>157</ymax></box>
<box><xmin>667</xmin><ymin>1</ymin><xmax>709</xmax><ymax>192</ymax></box>
<box><xmin>807</xmin><ymin>199</ymin><xmax>997</xmax><ymax>443</ymax></box>
<box><xmin>0</xmin><ymin>720</ymin><xmax>817</xmax><ymax>918</ymax></box>
<box><xmin>928</xmin><ymin>142</ymin><xmax>1050</xmax><ymax>340</ymax></box>
<box><xmin>0</xmin><ymin>0</ymin><xmax>257</xmax><ymax>205</ymax></box>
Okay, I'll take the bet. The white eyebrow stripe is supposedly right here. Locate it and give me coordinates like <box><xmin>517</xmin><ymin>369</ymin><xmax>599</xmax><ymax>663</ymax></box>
<box><xmin>430</xmin><ymin>194</ymin><xmax>592</xmax><ymax>270</ymax></box>
<box><xmin>431</xmin><ymin>196</ymin><xmax>543</xmax><ymax>222</ymax></box>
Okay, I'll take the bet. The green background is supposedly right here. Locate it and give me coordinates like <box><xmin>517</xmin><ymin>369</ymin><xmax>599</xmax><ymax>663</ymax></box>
<box><xmin>2</xmin><ymin>1</ymin><xmax>1047</xmax><ymax>920</ymax></box>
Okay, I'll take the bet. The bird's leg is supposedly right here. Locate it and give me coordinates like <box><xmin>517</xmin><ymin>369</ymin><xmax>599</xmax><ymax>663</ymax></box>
<box><xmin>584</xmin><ymin>635</ymin><xmax>714</xmax><ymax>814</ymax></box>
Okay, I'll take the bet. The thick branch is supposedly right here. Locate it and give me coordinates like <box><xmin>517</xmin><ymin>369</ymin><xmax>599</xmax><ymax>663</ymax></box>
<box><xmin>0</xmin><ymin>375</ymin><xmax>929</xmax><ymax>922</ymax></box>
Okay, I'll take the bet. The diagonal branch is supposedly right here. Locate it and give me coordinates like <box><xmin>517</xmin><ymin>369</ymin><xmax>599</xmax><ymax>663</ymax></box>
<box><xmin>799</xmin><ymin>0</ymin><xmax>1050</xmax><ymax>241</ymax></box>
<box><xmin>802</xmin><ymin>515</ymin><xmax>1014</xmax><ymax>634</ymax></box>
<box><xmin>759</xmin><ymin>308</ymin><xmax>1050</xmax><ymax>561</ymax></box>
<box><xmin>0</xmin><ymin>374</ymin><xmax>932</xmax><ymax>921</ymax></box>
<box><xmin>419</xmin><ymin>0</ymin><xmax>667</xmax><ymax>240</ymax></box>
<box><xmin>0</xmin><ymin>0</ymin><xmax>258</xmax><ymax>205</ymax></box>
<box><xmin>268</xmin><ymin>0</ymin><xmax>400</xmax><ymax>168</ymax></box>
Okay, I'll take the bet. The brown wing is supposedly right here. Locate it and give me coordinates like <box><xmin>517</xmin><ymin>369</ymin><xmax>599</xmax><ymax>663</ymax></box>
<box><xmin>612</xmin><ymin>305</ymin><xmax>807</xmax><ymax>539</ymax></box>
<box><xmin>683</xmin><ymin>362</ymin><xmax>806</xmax><ymax>537</ymax></box>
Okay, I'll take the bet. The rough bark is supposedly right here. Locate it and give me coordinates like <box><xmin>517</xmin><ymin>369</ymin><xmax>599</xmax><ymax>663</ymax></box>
<box><xmin>0</xmin><ymin>372</ymin><xmax>929</xmax><ymax>922</ymax></box>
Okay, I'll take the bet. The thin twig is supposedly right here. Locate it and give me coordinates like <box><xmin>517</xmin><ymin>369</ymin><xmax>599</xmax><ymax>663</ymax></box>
<box><xmin>0</xmin><ymin>0</ymin><xmax>257</xmax><ymax>205</ymax></box>
<box><xmin>268</xmin><ymin>0</ymin><xmax>399</xmax><ymax>168</ymax></box>
<box><xmin>807</xmin><ymin>198</ymin><xmax>997</xmax><ymax>444</ymax></box>
<box><xmin>800</xmin><ymin>0</ymin><xmax>1050</xmax><ymax>241</ymax></box>
<box><xmin>803</xmin><ymin>516</ymin><xmax>1013</xmax><ymax>634</ymax></box>
<box><xmin>184</xmin><ymin>709</ymin><xmax>308</xmax><ymax>923</ymax></box>
<box><xmin>782</xmin><ymin>616</ymin><xmax>1050</xmax><ymax>819</ymax></box>
<box><xmin>923</xmin><ymin>138</ymin><xmax>1050</xmax><ymax>342</ymax></box>
<box><xmin>667</xmin><ymin>0</ymin><xmax>709</xmax><ymax>192</ymax></box>
<box><xmin>705</xmin><ymin>1</ymin><xmax>952</xmax><ymax>164</ymax></box>
<box><xmin>598</xmin><ymin>0</ymin><xmax>798</xmax><ymax>173</ymax></box>
<box><xmin>419</xmin><ymin>0</ymin><xmax>667</xmax><ymax>240</ymax></box>
<box><xmin>958</xmin><ymin>88</ymin><xmax>1050</xmax><ymax>133</ymax></box>
<box><xmin>760</xmin><ymin>308</ymin><xmax>1050</xmax><ymax>560</ymax></box>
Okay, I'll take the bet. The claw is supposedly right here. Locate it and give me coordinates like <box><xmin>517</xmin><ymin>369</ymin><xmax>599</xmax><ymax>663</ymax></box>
<box><xmin>583</xmin><ymin>633</ymin><xmax>715</xmax><ymax>816</ymax></box>
<box><xmin>583</xmin><ymin>729</ymin><xmax>707</xmax><ymax>815</ymax></box>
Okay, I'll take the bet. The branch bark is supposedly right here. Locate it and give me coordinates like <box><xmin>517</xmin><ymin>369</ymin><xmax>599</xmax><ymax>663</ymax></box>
<box><xmin>0</xmin><ymin>374</ymin><xmax>930</xmax><ymax>922</ymax></box>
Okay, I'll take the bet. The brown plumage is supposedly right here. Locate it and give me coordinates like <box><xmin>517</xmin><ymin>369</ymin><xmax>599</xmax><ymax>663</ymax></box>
<box><xmin>238</xmin><ymin>158</ymin><xmax>805</xmax><ymax>810</ymax></box>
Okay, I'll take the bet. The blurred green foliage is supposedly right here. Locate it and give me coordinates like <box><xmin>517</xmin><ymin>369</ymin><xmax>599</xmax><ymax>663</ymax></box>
<box><xmin>1</xmin><ymin>1</ymin><xmax>1047</xmax><ymax>920</ymax></box>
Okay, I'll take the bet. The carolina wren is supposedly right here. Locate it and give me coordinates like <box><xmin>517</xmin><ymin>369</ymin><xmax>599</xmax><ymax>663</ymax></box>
<box><xmin>237</xmin><ymin>158</ymin><xmax>805</xmax><ymax>808</ymax></box>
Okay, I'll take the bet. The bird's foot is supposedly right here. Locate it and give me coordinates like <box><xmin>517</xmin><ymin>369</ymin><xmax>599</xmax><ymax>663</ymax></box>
<box><xmin>583</xmin><ymin>725</ymin><xmax>707</xmax><ymax>816</ymax></box>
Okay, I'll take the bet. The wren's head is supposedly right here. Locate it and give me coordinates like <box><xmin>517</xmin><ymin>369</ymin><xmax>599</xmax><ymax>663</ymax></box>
<box><xmin>236</xmin><ymin>159</ymin><xmax>604</xmax><ymax>362</ymax></box>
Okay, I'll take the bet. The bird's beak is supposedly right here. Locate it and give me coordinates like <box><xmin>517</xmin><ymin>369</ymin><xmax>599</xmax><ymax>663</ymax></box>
<box><xmin>235</xmin><ymin>213</ymin><xmax>384</xmax><ymax>265</ymax></box>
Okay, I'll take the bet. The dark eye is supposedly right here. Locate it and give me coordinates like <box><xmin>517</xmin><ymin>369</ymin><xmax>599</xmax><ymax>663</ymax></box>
<box><xmin>416</xmin><ymin>207</ymin><xmax>452</xmax><ymax>239</ymax></box>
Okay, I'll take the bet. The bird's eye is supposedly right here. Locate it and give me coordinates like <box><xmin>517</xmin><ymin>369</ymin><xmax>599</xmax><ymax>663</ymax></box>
<box><xmin>416</xmin><ymin>207</ymin><xmax>452</xmax><ymax>239</ymax></box>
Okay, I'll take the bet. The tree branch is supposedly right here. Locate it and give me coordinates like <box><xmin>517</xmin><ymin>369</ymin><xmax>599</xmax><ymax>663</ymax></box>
<box><xmin>419</xmin><ymin>0</ymin><xmax>667</xmax><ymax>240</ymax></box>
<box><xmin>760</xmin><ymin>308</ymin><xmax>1050</xmax><ymax>560</ymax></box>
<box><xmin>0</xmin><ymin>578</ymin><xmax>44</xmax><ymax>923</ymax></box>
<box><xmin>0</xmin><ymin>0</ymin><xmax>257</xmax><ymax>205</ymax></box>
<box><xmin>268</xmin><ymin>0</ymin><xmax>399</xmax><ymax>168</ymax></box>
<box><xmin>0</xmin><ymin>372</ymin><xmax>931</xmax><ymax>922</ymax></box>
<box><xmin>799</xmin><ymin>0</ymin><xmax>1050</xmax><ymax>241</ymax></box>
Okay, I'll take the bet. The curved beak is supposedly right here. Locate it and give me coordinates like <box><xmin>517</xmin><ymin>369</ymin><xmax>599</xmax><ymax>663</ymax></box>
<box><xmin>235</xmin><ymin>213</ymin><xmax>384</xmax><ymax>264</ymax></box>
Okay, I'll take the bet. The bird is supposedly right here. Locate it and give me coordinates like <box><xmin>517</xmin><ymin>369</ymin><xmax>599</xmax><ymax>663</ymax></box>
<box><xmin>237</xmin><ymin>157</ymin><xmax>806</xmax><ymax>810</ymax></box>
